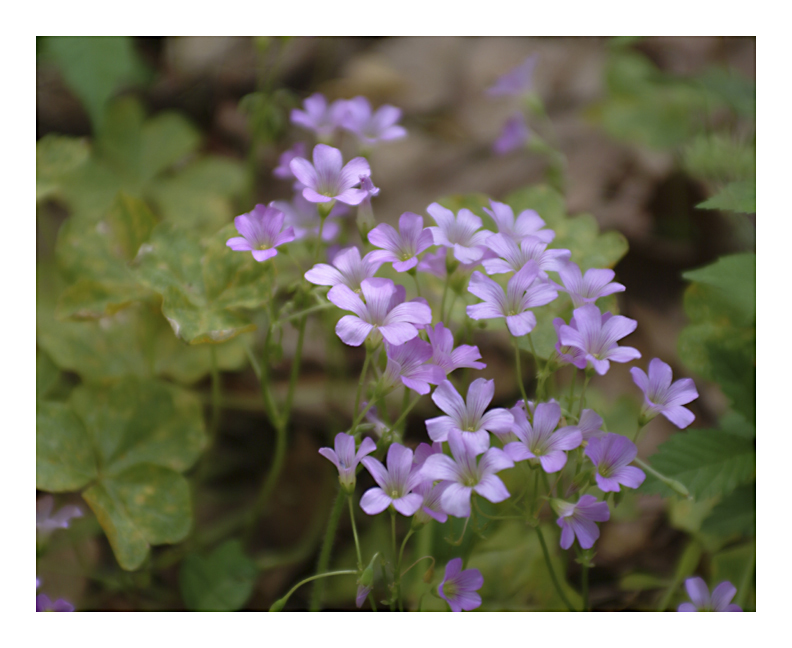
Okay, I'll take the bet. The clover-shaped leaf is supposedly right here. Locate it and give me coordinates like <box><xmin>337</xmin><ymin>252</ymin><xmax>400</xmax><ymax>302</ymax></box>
<box><xmin>36</xmin><ymin>134</ymin><xmax>90</xmax><ymax>203</ymax></box>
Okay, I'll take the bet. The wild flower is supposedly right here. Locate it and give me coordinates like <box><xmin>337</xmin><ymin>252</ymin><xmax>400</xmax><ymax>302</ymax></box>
<box><xmin>226</xmin><ymin>204</ymin><xmax>295</xmax><ymax>262</ymax></box>
<box><xmin>438</xmin><ymin>558</ymin><xmax>484</xmax><ymax>612</ymax></box>
<box><xmin>630</xmin><ymin>358</ymin><xmax>699</xmax><ymax>429</ymax></box>
<box><xmin>367</xmin><ymin>212</ymin><xmax>434</xmax><ymax>272</ymax></box>
<box><xmin>584</xmin><ymin>433</ymin><xmax>646</xmax><ymax>492</ymax></box>
<box><xmin>290</xmin><ymin>144</ymin><xmax>371</xmax><ymax>206</ymax></box>
<box><xmin>677</xmin><ymin>578</ymin><xmax>742</xmax><ymax>612</ymax></box>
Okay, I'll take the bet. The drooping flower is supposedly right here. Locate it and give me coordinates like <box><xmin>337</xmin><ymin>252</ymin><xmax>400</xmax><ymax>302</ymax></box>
<box><xmin>426</xmin><ymin>379</ymin><xmax>514</xmax><ymax>453</ymax></box>
<box><xmin>360</xmin><ymin>443</ymin><xmax>424</xmax><ymax>516</ymax></box>
<box><xmin>677</xmin><ymin>578</ymin><xmax>742</xmax><ymax>612</ymax></box>
<box><xmin>426</xmin><ymin>203</ymin><xmax>493</xmax><ymax>264</ymax></box>
<box><xmin>36</xmin><ymin>495</ymin><xmax>82</xmax><ymax>534</ymax></box>
<box><xmin>556</xmin><ymin>262</ymin><xmax>626</xmax><ymax>308</ymax></box>
<box><xmin>304</xmin><ymin>245</ymin><xmax>383</xmax><ymax>292</ymax></box>
<box><xmin>419</xmin><ymin>430</ymin><xmax>513</xmax><ymax>518</ymax></box>
<box><xmin>584</xmin><ymin>433</ymin><xmax>646</xmax><ymax>492</ymax></box>
<box><xmin>557</xmin><ymin>304</ymin><xmax>641</xmax><ymax>375</ymax></box>
<box><xmin>340</xmin><ymin>96</ymin><xmax>407</xmax><ymax>145</ymax></box>
<box><xmin>504</xmin><ymin>402</ymin><xmax>582</xmax><ymax>473</ymax></box>
<box><xmin>273</xmin><ymin>142</ymin><xmax>308</xmax><ymax>181</ymax></box>
<box><xmin>318</xmin><ymin>433</ymin><xmax>377</xmax><ymax>493</ymax></box>
<box><xmin>425</xmin><ymin>322</ymin><xmax>486</xmax><ymax>375</ymax></box>
<box><xmin>367</xmin><ymin>212</ymin><xmax>435</xmax><ymax>272</ymax></box>
<box><xmin>483</xmin><ymin>201</ymin><xmax>554</xmax><ymax>244</ymax></box>
<box><xmin>483</xmin><ymin>233</ymin><xmax>571</xmax><ymax>277</ymax></box>
<box><xmin>36</xmin><ymin>594</ymin><xmax>75</xmax><ymax>612</ymax></box>
<box><xmin>226</xmin><ymin>204</ymin><xmax>295</xmax><ymax>262</ymax></box>
<box><xmin>290</xmin><ymin>144</ymin><xmax>371</xmax><ymax>206</ymax></box>
<box><xmin>290</xmin><ymin>93</ymin><xmax>347</xmax><ymax>139</ymax></box>
<box><xmin>328</xmin><ymin>278</ymin><xmax>432</xmax><ymax>346</ymax></box>
<box><xmin>554</xmin><ymin>495</ymin><xmax>610</xmax><ymax>550</ymax></box>
<box><xmin>382</xmin><ymin>338</ymin><xmax>446</xmax><ymax>395</ymax></box>
<box><xmin>486</xmin><ymin>55</ymin><xmax>539</xmax><ymax>97</ymax></box>
<box><xmin>630</xmin><ymin>358</ymin><xmax>699</xmax><ymax>429</ymax></box>
<box><xmin>438</xmin><ymin>558</ymin><xmax>484</xmax><ymax>612</ymax></box>
<box><xmin>269</xmin><ymin>194</ymin><xmax>347</xmax><ymax>241</ymax></box>
<box><xmin>493</xmin><ymin>111</ymin><xmax>531</xmax><ymax>155</ymax></box>
<box><xmin>466</xmin><ymin>264</ymin><xmax>558</xmax><ymax>337</ymax></box>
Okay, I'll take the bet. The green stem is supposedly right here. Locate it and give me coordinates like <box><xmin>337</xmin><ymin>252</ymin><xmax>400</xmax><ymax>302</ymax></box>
<box><xmin>535</xmin><ymin>526</ymin><xmax>576</xmax><ymax>612</ymax></box>
<box><xmin>389</xmin><ymin>395</ymin><xmax>421</xmax><ymax>434</ymax></box>
<box><xmin>633</xmin><ymin>457</ymin><xmax>691</xmax><ymax>499</ymax></box>
<box><xmin>440</xmin><ymin>274</ymin><xmax>450</xmax><ymax>322</ymax></box>
<box><xmin>271</xmin><ymin>570</ymin><xmax>357</xmax><ymax>611</ymax></box>
<box><xmin>577</xmin><ymin>372</ymin><xmax>591</xmax><ymax>419</ymax></box>
<box><xmin>396</xmin><ymin>528</ymin><xmax>414</xmax><ymax>611</ymax></box>
<box><xmin>348</xmin><ymin>495</ymin><xmax>363</xmax><ymax>569</ymax></box>
<box><xmin>276</xmin><ymin>302</ymin><xmax>334</xmax><ymax>326</ymax></box>
<box><xmin>309</xmin><ymin>488</ymin><xmax>347</xmax><ymax>611</ymax></box>
<box><xmin>281</xmin><ymin>313</ymin><xmax>307</xmax><ymax>429</ymax></box>
<box><xmin>349</xmin><ymin>399</ymin><xmax>376</xmax><ymax>436</ymax></box>
<box><xmin>514</xmin><ymin>339</ymin><xmax>530</xmax><ymax>406</ymax></box>
<box><xmin>352</xmin><ymin>348</ymin><xmax>372</xmax><ymax>429</ymax></box>
<box><xmin>410</xmin><ymin>270</ymin><xmax>421</xmax><ymax>297</ymax></box>
<box><xmin>582</xmin><ymin>562</ymin><xmax>589</xmax><ymax>612</ymax></box>
<box><xmin>390</xmin><ymin>509</ymin><xmax>397</xmax><ymax>611</ymax></box>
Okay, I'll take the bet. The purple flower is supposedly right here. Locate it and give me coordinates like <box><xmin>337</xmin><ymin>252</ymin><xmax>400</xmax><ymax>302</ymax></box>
<box><xmin>678</xmin><ymin>578</ymin><xmax>742</xmax><ymax>612</ymax></box>
<box><xmin>356</xmin><ymin>174</ymin><xmax>380</xmax><ymax>238</ymax></box>
<box><xmin>493</xmin><ymin>111</ymin><xmax>531</xmax><ymax>155</ymax></box>
<box><xmin>466</xmin><ymin>264</ymin><xmax>558</xmax><ymax>337</ymax></box>
<box><xmin>483</xmin><ymin>233</ymin><xmax>571</xmax><ymax>277</ymax></box>
<box><xmin>226</xmin><ymin>204</ymin><xmax>295</xmax><ymax>262</ymax></box>
<box><xmin>584</xmin><ymin>433</ymin><xmax>646</xmax><ymax>492</ymax></box>
<box><xmin>557</xmin><ymin>304</ymin><xmax>641</xmax><ymax>375</ymax></box>
<box><xmin>504</xmin><ymin>402</ymin><xmax>582</xmax><ymax>473</ymax></box>
<box><xmin>411</xmin><ymin>445</ymin><xmax>451</xmax><ymax>524</ymax></box>
<box><xmin>367</xmin><ymin>212</ymin><xmax>435</xmax><ymax>272</ymax></box>
<box><xmin>328</xmin><ymin>278</ymin><xmax>432</xmax><ymax>346</ymax></box>
<box><xmin>36</xmin><ymin>495</ymin><xmax>82</xmax><ymax>534</ymax></box>
<box><xmin>383</xmin><ymin>338</ymin><xmax>446</xmax><ymax>395</ymax></box>
<box><xmin>304</xmin><ymin>246</ymin><xmax>383</xmax><ymax>292</ymax></box>
<box><xmin>416</xmin><ymin>247</ymin><xmax>498</xmax><ymax>279</ymax></box>
<box><xmin>554</xmin><ymin>495</ymin><xmax>610</xmax><ymax>550</ymax></box>
<box><xmin>425</xmin><ymin>322</ymin><xmax>486</xmax><ymax>375</ymax></box>
<box><xmin>557</xmin><ymin>262</ymin><xmax>626</xmax><ymax>308</ymax></box>
<box><xmin>318</xmin><ymin>433</ymin><xmax>377</xmax><ymax>492</ymax></box>
<box><xmin>483</xmin><ymin>201</ymin><xmax>554</xmax><ymax>244</ymax></box>
<box><xmin>630</xmin><ymin>358</ymin><xmax>699</xmax><ymax>429</ymax></box>
<box><xmin>360</xmin><ymin>443</ymin><xmax>423</xmax><ymax>516</ymax></box>
<box><xmin>553</xmin><ymin>316</ymin><xmax>587</xmax><ymax>367</ymax></box>
<box><xmin>419</xmin><ymin>430</ymin><xmax>514</xmax><ymax>518</ymax></box>
<box><xmin>361</xmin><ymin>402</ymin><xmax>389</xmax><ymax>439</ymax></box>
<box><xmin>290</xmin><ymin>93</ymin><xmax>347</xmax><ymax>139</ymax></box>
<box><xmin>340</xmin><ymin>96</ymin><xmax>407</xmax><ymax>145</ymax></box>
<box><xmin>290</xmin><ymin>144</ymin><xmax>371</xmax><ymax>206</ymax></box>
<box><xmin>486</xmin><ymin>55</ymin><xmax>539</xmax><ymax>97</ymax></box>
<box><xmin>269</xmin><ymin>194</ymin><xmax>347</xmax><ymax>242</ymax></box>
<box><xmin>573</xmin><ymin>408</ymin><xmax>605</xmax><ymax>441</ymax></box>
<box><xmin>36</xmin><ymin>594</ymin><xmax>75</xmax><ymax>612</ymax></box>
<box><xmin>273</xmin><ymin>142</ymin><xmax>308</xmax><ymax>180</ymax></box>
<box><xmin>426</xmin><ymin>378</ymin><xmax>514</xmax><ymax>453</ymax></box>
<box><xmin>426</xmin><ymin>203</ymin><xmax>493</xmax><ymax>264</ymax></box>
<box><xmin>438</xmin><ymin>558</ymin><xmax>484</xmax><ymax>612</ymax></box>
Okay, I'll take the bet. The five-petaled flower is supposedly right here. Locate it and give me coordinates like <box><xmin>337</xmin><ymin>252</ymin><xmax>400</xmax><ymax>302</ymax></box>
<box><xmin>290</xmin><ymin>144</ymin><xmax>371</xmax><ymax>206</ymax></box>
<box><xmin>556</xmin><ymin>262</ymin><xmax>626</xmax><ymax>308</ymax></box>
<box><xmin>425</xmin><ymin>322</ymin><xmax>486</xmax><ymax>375</ymax></box>
<box><xmin>554</xmin><ymin>495</ymin><xmax>610</xmax><ymax>550</ymax></box>
<box><xmin>367</xmin><ymin>212</ymin><xmax>435</xmax><ymax>272</ymax></box>
<box><xmin>482</xmin><ymin>233</ymin><xmax>570</xmax><ymax>277</ymax></box>
<box><xmin>630</xmin><ymin>358</ymin><xmax>699</xmax><ymax>429</ymax></box>
<box><xmin>426</xmin><ymin>203</ymin><xmax>493</xmax><ymax>264</ymax></box>
<box><xmin>318</xmin><ymin>433</ymin><xmax>377</xmax><ymax>493</ymax></box>
<box><xmin>360</xmin><ymin>443</ymin><xmax>424</xmax><ymax>516</ymax></box>
<box><xmin>383</xmin><ymin>338</ymin><xmax>446</xmax><ymax>395</ymax></box>
<box><xmin>504</xmin><ymin>401</ymin><xmax>582</xmax><ymax>473</ymax></box>
<box><xmin>584</xmin><ymin>433</ymin><xmax>646</xmax><ymax>493</ymax></box>
<box><xmin>677</xmin><ymin>577</ymin><xmax>742</xmax><ymax>612</ymax></box>
<box><xmin>290</xmin><ymin>93</ymin><xmax>348</xmax><ymax>139</ymax></box>
<box><xmin>304</xmin><ymin>245</ymin><xmax>383</xmax><ymax>292</ymax></box>
<box><xmin>226</xmin><ymin>204</ymin><xmax>295</xmax><ymax>262</ymax></box>
<box><xmin>340</xmin><ymin>96</ymin><xmax>408</xmax><ymax>145</ymax></box>
<box><xmin>483</xmin><ymin>201</ymin><xmax>554</xmax><ymax>244</ymax></box>
<box><xmin>438</xmin><ymin>558</ymin><xmax>484</xmax><ymax>612</ymax></box>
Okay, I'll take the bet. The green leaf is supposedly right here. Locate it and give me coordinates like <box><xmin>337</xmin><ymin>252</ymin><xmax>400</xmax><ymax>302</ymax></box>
<box><xmin>683</xmin><ymin>253</ymin><xmax>756</xmax><ymax>324</ymax></box>
<box><xmin>36</xmin><ymin>134</ymin><xmax>90</xmax><ymax>203</ymax></box>
<box><xmin>133</xmin><ymin>223</ymin><xmax>273</xmax><ymax>344</ymax></box>
<box><xmin>697</xmin><ymin>180</ymin><xmax>756</xmax><ymax>214</ymax></box>
<box><xmin>179</xmin><ymin>541</ymin><xmax>259</xmax><ymax>611</ymax></box>
<box><xmin>37</xmin><ymin>401</ymin><xmax>98</xmax><ymax>492</ymax></box>
<box><xmin>82</xmin><ymin>465</ymin><xmax>191</xmax><ymax>571</ymax></box>
<box><xmin>36</xmin><ymin>348</ymin><xmax>61</xmax><ymax>400</ymax></box>
<box><xmin>44</xmin><ymin>37</ymin><xmax>149</xmax><ymax>129</ymax></box>
<box><xmin>70</xmin><ymin>376</ymin><xmax>207</xmax><ymax>476</ymax></box>
<box><xmin>682</xmin><ymin>134</ymin><xmax>755</xmax><ymax>184</ymax></box>
<box><xmin>639</xmin><ymin>429</ymin><xmax>755</xmax><ymax>500</ymax></box>
<box><xmin>139</xmin><ymin>112</ymin><xmax>202</xmax><ymax>183</ymax></box>
<box><xmin>701</xmin><ymin>483</ymin><xmax>755</xmax><ymax>537</ymax></box>
<box><xmin>505</xmin><ymin>185</ymin><xmax>629</xmax><ymax>271</ymax></box>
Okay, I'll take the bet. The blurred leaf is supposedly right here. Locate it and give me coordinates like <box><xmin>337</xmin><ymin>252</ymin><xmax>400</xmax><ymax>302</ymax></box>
<box><xmin>683</xmin><ymin>253</ymin><xmax>755</xmax><ymax>324</ymax></box>
<box><xmin>133</xmin><ymin>223</ymin><xmax>273</xmax><ymax>344</ymax></box>
<box><xmin>701</xmin><ymin>483</ymin><xmax>755</xmax><ymax>537</ymax></box>
<box><xmin>179</xmin><ymin>541</ymin><xmax>258</xmax><ymax>611</ymax></box>
<box><xmin>36</xmin><ymin>348</ymin><xmax>61</xmax><ymax>400</ymax></box>
<box><xmin>44</xmin><ymin>37</ymin><xmax>149</xmax><ymax>129</ymax></box>
<box><xmin>620</xmin><ymin>573</ymin><xmax>668</xmax><ymax>592</ymax></box>
<box><xmin>82</xmin><ymin>465</ymin><xmax>191</xmax><ymax>571</ymax></box>
<box><xmin>70</xmin><ymin>376</ymin><xmax>207</xmax><ymax>476</ymax></box>
<box><xmin>719</xmin><ymin>411</ymin><xmax>756</xmax><ymax>439</ymax></box>
<box><xmin>682</xmin><ymin>134</ymin><xmax>755</xmax><ymax>184</ymax></box>
<box><xmin>37</xmin><ymin>401</ymin><xmax>98</xmax><ymax>492</ymax></box>
<box><xmin>36</xmin><ymin>134</ymin><xmax>90</xmax><ymax>203</ymax></box>
<box><xmin>139</xmin><ymin>112</ymin><xmax>202</xmax><ymax>182</ymax></box>
<box><xmin>668</xmin><ymin>496</ymin><xmax>717</xmax><ymax>534</ymax></box>
<box><xmin>710</xmin><ymin>539</ymin><xmax>755</xmax><ymax>611</ymax></box>
<box><xmin>696</xmin><ymin>67</ymin><xmax>756</xmax><ymax>117</ymax></box>
<box><xmin>697</xmin><ymin>180</ymin><xmax>756</xmax><ymax>214</ymax></box>
<box><xmin>639</xmin><ymin>429</ymin><xmax>755</xmax><ymax>499</ymax></box>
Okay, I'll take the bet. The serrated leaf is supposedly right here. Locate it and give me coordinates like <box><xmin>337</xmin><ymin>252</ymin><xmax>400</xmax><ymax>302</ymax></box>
<box><xmin>37</xmin><ymin>401</ymin><xmax>98</xmax><ymax>492</ymax></box>
<box><xmin>70</xmin><ymin>377</ymin><xmax>207</xmax><ymax>476</ymax></box>
<box><xmin>697</xmin><ymin>180</ymin><xmax>756</xmax><ymax>214</ymax></box>
<box><xmin>179</xmin><ymin>541</ymin><xmax>258</xmax><ymax>611</ymax></box>
<box><xmin>701</xmin><ymin>483</ymin><xmax>755</xmax><ymax>537</ymax></box>
<box><xmin>36</xmin><ymin>134</ymin><xmax>90</xmax><ymax>203</ymax></box>
<box><xmin>639</xmin><ymin>429</ymin><xmax>755</xmax><ymax>500</ymax></box>
<box><xmin>683</xmin><ymin>253</ymin><xmax>755</xmax><ymax>322</ymax></box>
<box><xmin>82</xmin><ymin>465</ymin><xmax>191</xmax><ymax>570</ymax></box>
<box><xmin>682</xmin><ymin>134</ymin><xmax>755</xmax><ymax>184</ymax></box>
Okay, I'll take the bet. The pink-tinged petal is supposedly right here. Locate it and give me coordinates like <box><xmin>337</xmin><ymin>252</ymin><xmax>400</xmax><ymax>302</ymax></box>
<box><xmin>289</xmin><ymin>157</ymin><xmax>318</xmax><ymax>187</ymax></box>
<box><xmin>521</xmin><ymin>281</ymin><xmax>559</xmax><ymax>309</ymax></box>
<box><xmin>601</xmin><ymin>314</ymin><xmax>638</xmax><ymax>348</ymax></box>
<box><xmin>432</xmin><ymin>380</ymin><xmax>468</xmax><ymax>422</ymax></box>
<box><xmin>441</xmin><ymin>483</ymin><xmax>473</xmax><ymax>518</ymax></box>
<box><xmin>360</xmin><ymin>488</ymin><xmax>392</xmax><ymax>515</ymax></box>
<box><xmin>419</xmin><ymin>454</ymin><xmax>460</xmax><ymax>483</ymax></box>
<box><xmin>333</xmin><ymin>433</ymin><xmax>356</xmax><ymax>464</ymax></box>
<box><xmin>558</xmin><ymin>521</ymin><xmax>575</xmax><ymax>549</ymax></box>
<box><xmin>361</xmin><ymin>456</ymin><xmax>390</xmax><ymax>490</ymax></box>
<box><xmin>397</xmin><ymin>211</ymin><xmax>424</xmax><ymax>242</ymax></box>
<box><xmin>426</xmin><ymin>415</ymin><xmax>458</xmax><ymax>443</ymax></box>
<box><xmin>474</xmin><ymin>474</ymin><xmax>510</xmax><ymax>503</ymax></box>
<box><xmin>611</xmin><ymin>465</ymin><xmax>646</xmax><ymax>490</ymax></box>
<box><xmin>393</xmin><ymin>492</ymin><xmax>423</xmax><ymax>516</ymax></box>
<box><xmin>328</xmin><ymin>284</ymin><xmax>369</xmax><ymax>319</ymax></box>
<box><xmin>661</xmin><ymin>405</ymin><xmax>696</xmax><ymax>429</ymax></box>
<box><xmin>539</xmin><ymin>451</ymin><xmax>568</xmax><ymax>473</ymax></box>
<box><xmin>252</xmin><ymin>249</ymin><xmax>278</xmax><ymax>262</ymax></box>
<box><xmin>558</xmin><ymin>324</ymin><xmax>585</xmax><ymax>350</ymax></box>
<box><xmin>233</xmin><ymin>214</ymin><xmax>259</xmax><ymax>242</ymax></box>
<box><xmin>379</xmin><ymin>125</ymin><xmax>407</xmax><ymax>140</ymax></box>
<box><xmin>444</xmin><ymin>557</ymin><xmax>463</xmax><ymax>580</ymax></box>
<box><xmin>506</xmin><ymin>312</ymin><xmax>537</xmax><ymax>336</ymax></box>
<box><xmin>677</xmin><ymin>603</ymin><xmax>699</xmax><ymax>612</ymax></box>
<box><xmin>226</xmin><ymin>237</ymin><xmax>253</xmax><ymax>251</ymax></box>
<box><xmin>416</xmin><ymin>229</ymin><xmax>435</xmax><ymax>254</ymax></box>
<box><xmin>685</xmin><ymin>577</ymin><xmax>711</xmax><ymax>610</ymax></box>
<box><xmin>273</xmin><ymin>227</ymin><xmax>296</xmax><ymax>247</ymax></box>
<box><xmin>336</xmin><ymin>316</ymin><xmax>373</xmax><ymax>346</ymax></box>
<box><xmin>302</xmin><ymin>187</ymin><xmax>333</xmax><ymax>203</ymax></box>
<box><xmin>504</xmin><ymin>441</ymin><xmax>535</xmax><ymax>462</ymax></box>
